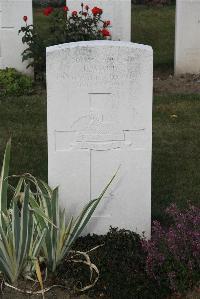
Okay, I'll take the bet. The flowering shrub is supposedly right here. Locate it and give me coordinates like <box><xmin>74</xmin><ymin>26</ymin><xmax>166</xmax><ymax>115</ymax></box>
<box><xmin>19</xmin><ymin>4</ymin><xmax>111</xmax><ymax>81</ymax></box>
<box><xmin>143</xmin><ymin>204</ymin><xmax>200</xmax><ymax>296</ymax></box>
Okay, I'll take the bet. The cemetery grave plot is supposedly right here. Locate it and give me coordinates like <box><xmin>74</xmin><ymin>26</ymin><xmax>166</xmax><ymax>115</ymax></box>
<box><xmin>0</xmin><ymin>2</ymin><xmax>199</xmax><ymax>298</ymax></box>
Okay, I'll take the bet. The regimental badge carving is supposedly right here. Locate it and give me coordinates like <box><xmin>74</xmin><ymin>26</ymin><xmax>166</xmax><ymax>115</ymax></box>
<box><xmin>55</xmin><ymin>93</ymin><xmax>141</xmax><ymax>151</ymax></box>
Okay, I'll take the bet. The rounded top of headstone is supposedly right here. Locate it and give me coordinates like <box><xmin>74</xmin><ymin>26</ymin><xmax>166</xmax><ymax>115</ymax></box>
<box><xmin>46</xmin><ymin>40</ymin><xmax>152</xmax><ymax>55</ymax></box>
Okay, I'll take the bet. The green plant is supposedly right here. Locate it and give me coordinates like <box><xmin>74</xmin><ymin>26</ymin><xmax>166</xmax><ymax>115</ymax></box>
<box><xmin>0</xmin><ymin>68</ymin><xmax>33</xmax><ymax>96</ymax></box>
<box><xmin>21</xmin><ymin>172</ymin><xmax>116</xmax><ymax>273</ymax></box>
<box><xmin>20</xmin><ymin>4</ymin><xmax>110</xmax><ymax>80</ymax></box>
<box><xmin>19</xmin><ymin>24</ymin><xmax>46</xmax><ymax>81</ymax></box>
<box><xmin>0</xmin><ymin>141</ymin><xmax>46</xmax><ymax>283</ymax></box>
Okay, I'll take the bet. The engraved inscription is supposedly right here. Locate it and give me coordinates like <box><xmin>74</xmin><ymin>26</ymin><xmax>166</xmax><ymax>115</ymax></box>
<box><xmin>55</xmin><ymin>49</ymin><xmax>150</xmax><ymax>86</ymax></box>
<box><xmin>1</xmin><ymin>26</ymin><xmax>14</xmax><ymax>29</ymax></box>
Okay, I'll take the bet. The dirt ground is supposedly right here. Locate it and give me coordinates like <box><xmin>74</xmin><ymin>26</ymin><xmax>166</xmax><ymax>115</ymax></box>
<box><xmin>154</xmin><ymin>72</ymin><xmax>200</xmax><ymax>95</ymax></box>
<box><xmin>1</xmin><ymin>285</ymin><xmax>200</xmax><ymax>299</ymax></box>
<box><xmin>0</xmin><ymin>289</ymin><xmax>89</xmax><ymax>299</ymax></box>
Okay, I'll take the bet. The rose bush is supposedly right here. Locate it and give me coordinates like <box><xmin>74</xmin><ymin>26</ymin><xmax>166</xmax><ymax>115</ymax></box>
<box><xmin>19</xmin><ymin>4</ymin><xmax>111</xmax><ymax>81</ymax></box>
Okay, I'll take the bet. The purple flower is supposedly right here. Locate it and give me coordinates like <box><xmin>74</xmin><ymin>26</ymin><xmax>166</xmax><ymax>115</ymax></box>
<box><xmin>144</xmin><ymin>204</ymin><xmax>200</xmax><ymax>294</ymax></box>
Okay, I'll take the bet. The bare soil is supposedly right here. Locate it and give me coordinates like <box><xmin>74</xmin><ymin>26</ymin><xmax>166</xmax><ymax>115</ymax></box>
<box><xmin>154</xmin><ymin>73</ymin><xmax>200</xmax><ymax>95</ymax></box>
<box><xmin>0</xmin><ymin>281</ymin><xmax>90</xmax><ymax>299</ymax></box>
<box><xmin>1</xmin><ymin>284</ymin><xmax>199</xmax><ymax>299</ymax></box>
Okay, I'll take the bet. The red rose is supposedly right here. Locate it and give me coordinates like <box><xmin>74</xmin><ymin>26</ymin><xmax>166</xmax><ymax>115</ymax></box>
<box><xmin>72</xmin><ymin>10</ymin><xmax>78</xmax><ymax>16</ymax></box>
<box><xmin>92</xmin><ymin>6</ymin><xmax>103</xmax><ymax>16</ymax></box>
<box><xmin>101</xmin><ymin>28</ymin><xmax>110</xmax><ymax>37</ymax></box>
<box><xmin>82</xmin><ymin>12</ymin><xmax>87</xmax><ymax>17</ymax></box>
<box><xmin>85</xmin><ymin>5</ymin><xmax>89</xmax><ymax>10</ymax></box>
<box><xmin>63</xmin><ymin>6</ymin><xmax>69</xmax><ymax>12</ymax></box>
<box><xmin>43</xmin><ymin>6</ymin><xmax>53</xmax><ymax>16</ymax></box>
<box><xmin>23</xmin><ymin>15</ymin><xmax>28</xmax><ymax>22</ymax></box>
<box><xmin>103</xmin><ymin>20</ymin><xmax>111</xmax><ymax>27</ymax></box>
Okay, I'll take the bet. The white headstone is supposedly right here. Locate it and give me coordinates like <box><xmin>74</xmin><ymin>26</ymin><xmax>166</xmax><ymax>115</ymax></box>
<box><xmin>47</xmin><ymin>41</ymin><xmax>152</xmax><ymax>237</ymax></box>
<box><xmin>66</xmin><ymin>0</ymin><xmax>131</xmax><ymax>41</ymax></box>
<box><xmin>0</xmin><ymin>0</ymin><xmax>33</xmax><ymax>74</ymax></box>
<box><xmin>175</xmin><ymin>0</ymin><xmax>200</xmax><ymax>75</ymax></box>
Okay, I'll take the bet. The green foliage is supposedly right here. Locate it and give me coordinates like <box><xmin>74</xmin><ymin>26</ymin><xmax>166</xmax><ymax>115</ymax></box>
<box><xmin>0</xmin><ymin>140</ymin><xmax>10</xmax><ymax>215</ymax></box>
<box><xmin>0</xmin><ymin>68</ymin><xmax>33</xmax><ymax>96</ymax></box>
<box><xmin>24</xmin><ymin>172</ymin><xmax>116</xmax><ymax>273</ymax></box>
<box><xmin>0</xmin><ymin>141</ymin><xmax>46</xmax><ymax>283</ymax></box>
<box><xmin>19</xmin><ymin>25</ymin><xmax>46</xmax><ymax>81</ymax></box>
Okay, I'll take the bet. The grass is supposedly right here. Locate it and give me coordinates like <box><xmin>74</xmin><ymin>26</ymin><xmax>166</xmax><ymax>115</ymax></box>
<box><xmin>0</xmin><ymin>92</ymin><xmax>47</xmax><ymax>180</ymax></box>
<box><xmin>152</xmin><ymin>94</ymin><xmax>200</xmax><ymax>222</ymax></box>
<box><xmin>132</xmin><ymin>5</ymin><xmax>175</xmax><ymax>70</ymax></box>
<box><xmin>1</xmin><ymin>93</ymin><xmax>200</xmax><ymax>223</ymax></box>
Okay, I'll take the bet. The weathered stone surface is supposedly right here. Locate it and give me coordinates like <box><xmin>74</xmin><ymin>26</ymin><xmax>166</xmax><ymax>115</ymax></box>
<box><xmin>47</xmin><ymin>41</ymin><xmax>152</xmax><ymax>237</ymax></box>
<box><xmin>67</xmin><ymin>0</ymin><xmax>131</xmax><ymax>41</ymax></box>
<box><xmin>0</xmin><ymin>0</ymin><xmax>33</xmax><ymax>74</ymax></box>
<box><xmin>175</xmin><ymin>0</ymin><xmax>200</xmax><ymax>75</ymax></box>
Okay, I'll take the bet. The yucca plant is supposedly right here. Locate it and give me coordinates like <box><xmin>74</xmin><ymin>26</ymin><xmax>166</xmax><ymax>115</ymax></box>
<box><xmin>0</xmin><ymin>185</ymin><xmax>47</xmax><ymax>283</ymax></box>
<box><xmin>0</xmin><ymin>140</ymin><xmax>11</xmax><ymax>217</ymax></box>
<box><xmin>0</xmin><ymin>141</ymin><xmax>46</xmax><ymax>283</ymax></box>
<box><xmin>23</xmin><ymin>172</ymin><xmax>116</xmax><ymax>273</ymax></box>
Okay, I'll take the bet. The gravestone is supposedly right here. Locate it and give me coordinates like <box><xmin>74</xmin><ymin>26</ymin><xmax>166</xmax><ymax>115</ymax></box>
<box><xmin>175</xmin><ymin>0</ymin><xmax>200</xmax><ymax>74</ymax></box>
<box><xmin>47</xmin><ymin>41</ymin><xmax>153</xmax><ymax>237</ymax></box>
<box><xmin>0</xmin><ymin>0</ymin><xmax>33</xmax><ymax>74</ymax></box>
<box><xmin>66</xmin><ymin>0</ymin><xmax>131</xmax><ymax>41</ymax></box>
